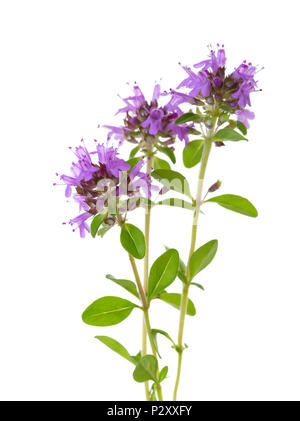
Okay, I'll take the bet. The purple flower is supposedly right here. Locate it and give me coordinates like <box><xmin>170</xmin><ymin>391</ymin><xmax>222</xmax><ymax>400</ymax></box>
<box><xmin>97</xmin><ymin>144</ymin><xmax>130</xmax><ymax>177</ymax></box>
<box><xmin>231</xmin><ymin>61</ymin><xmax>259</xmax><ymax>108</ymax></box>
<box><xmin>236</xmin><ymin>109</ymin><xmax>255</xmax><ymax>129</ymax></box>
<box><xmin>57</xmin><ymin>142</ymin><xmax>154</xmax><ymax>237</ymax></box>
<box><xmin>232</xmin><ymin>82</ymin><xmax>254</xmax><ymax>108</ymax></box>
<box><xmin>172</xmin><ymin>44</ymin><xmax>261</xmax><ymax>130</ymax></box>
<box><xmin>69</xmin><ymin>212</ymin><xmax>91</xmax><ymax>238</ymax></box>
<box><xmin>165</xmin><ymin>91</ymin><xmax>196</xmax><ymax>112</ymax></box>
<box><xmin>233</xmin><ymin>61</ymin><xmax>257</xmax><ymax>84</ymax></box>
<box><xmin>116</xmin><ymin>84</ymin><xmax>147</xmax><ymax>115</ymax></box>
<box><xmin>128</xmin><ymin>158</ymin><xmax>152</xmax><ymax>198</ymax></box>
<box><xmin>102</xmin><ymin>125</ymin><xmax>128</xmax><ymax>144</ymax></box>
<box><xmin>177</xmin><ymin>66</ymin><xmax>211</xmax><ymax>97</ymax></box>
<box><xmin>194</xmin><ymin>45</ymin><xmax>226</xmax><ymax>74</ymax></box>
<box><xmin>103</xmin><ymin>82</ymin><xmax>191</xmax><ymax>151</ymax></box>
<box><xmin>141</xmin><ymin>108</ymin><xmax>164</xmax><ymax>135</ymax></box>
<box><xmin>166</xmin><ymin>121</ymin><xmax>189</xmax><ymax>147</ymax></box>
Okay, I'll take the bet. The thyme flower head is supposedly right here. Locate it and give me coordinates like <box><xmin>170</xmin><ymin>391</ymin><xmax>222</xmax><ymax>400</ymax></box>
<box><xmin>103</xmin><ymin>83</ymin><xmax>194</xmax><ymax>153</ymax></box>
<box><xmin>55</xmin><ymin>141</ymin><xmax>155</xmax><ymax>237</ymax></box>
<box><xmin>168</xmin><ymin>44</ymin><xmax>262</xmax><ymax>129</ymax></box>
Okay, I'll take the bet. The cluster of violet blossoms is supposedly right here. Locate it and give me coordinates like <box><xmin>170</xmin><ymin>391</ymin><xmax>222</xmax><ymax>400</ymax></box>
<box><xmin>167</xmin><ymin>44</ymin><xmax>261</xmax><ymax>130</ymax></box>
<box><xmin>57</xmin><ymin>44</ymin><xmax>261</xmax><ymax>237</ymax></box>
<box><xmin>103</xmin><ymin>83</ymin><xmax>194</xmax><ymax>153</ymax></box>
<box><xmin>55</xmin><ymin>141</ymin><xmax>153</xmax><ymax>237</ymax></box>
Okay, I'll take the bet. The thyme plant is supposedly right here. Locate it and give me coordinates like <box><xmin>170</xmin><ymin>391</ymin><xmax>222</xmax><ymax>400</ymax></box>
<box><xmin>56</xmin><ymin>45</ymin><xmax>261</xmax><ymax>400</ymax></box>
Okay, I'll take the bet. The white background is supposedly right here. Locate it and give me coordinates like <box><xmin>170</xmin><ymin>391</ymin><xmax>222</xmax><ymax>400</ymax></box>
<box><xmin>0</xmin><ymin>0</ymin><xmax>299</xmax><ymax>401</ymax></box>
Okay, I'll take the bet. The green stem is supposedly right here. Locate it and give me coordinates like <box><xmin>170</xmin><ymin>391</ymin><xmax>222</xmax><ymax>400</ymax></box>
<box><xmin>144</xmin><ymin>309</ymin><xmax>163</xmax><ymax>401</ymax></box>
<box><xmin>128</xmin><ymin>254</ymin><xmax>148</xmax><ymax>310</ymax></box>
<box><xmin>128</xmin><ymin>253</ymin><xmax>163</xmax><ymax>401</ymax></box>
<box><xmin>173</xmin><ymin>138</ymin><xmax>213</xmax><ymax>401</ymax></box>
<box><xmin>142</xmin><ymin>153</ymin><xmax>154</xmax><ymax>399</ymax></box>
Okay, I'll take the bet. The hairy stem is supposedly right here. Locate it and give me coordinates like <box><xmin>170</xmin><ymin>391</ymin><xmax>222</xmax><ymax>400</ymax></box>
<box><xmin>173</xmin><ymin>138</ymin><xmax>213</xmax><ymax>401</ymax></box>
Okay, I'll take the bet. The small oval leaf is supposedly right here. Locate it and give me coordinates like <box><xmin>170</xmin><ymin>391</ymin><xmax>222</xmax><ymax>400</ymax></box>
<box><xmin>158</xmin><ymin>292</ymin><xmax>196</xmax><ymax>316</ymax></box>
<box><xmin>236</xmin><ymin>121</ymin><xmax>247</xmax><ymax>135</ymax></box>
<box><xmin>152</xmin><ymin>169</ymin><xmax>192</xmax><ymax>199</ymax></box>
<box><xmin>95</xmin><ymin>336</ymin><xmax>135</xmax><ymax>364</ymax></box>
<box><xmin>156</xmin><ymin>198</ymin><xmax>194</xmax><ymax>211</ymax></box>
<box><xmin>159</xmin><ymin>366</ymin><xmax>168</xmax><ymax>382</ymax></box>
<box><xmin>126</xmin><ymin>157</ymin><xmax>143</xmax><ymax>171</ymax></box>
<box><xmin>129</xmin><ymin>146</ymin><xmax>140</xmax><ymax>158</ymax></box>
<box><xmin>82</xmin><ymin>296</ymin><xmax>138</xmax><ymax>326</ymax></box>
<box><xmin>153</xmin><ymin>156</ymin><xmax>171</xmax><ymax>170</ymax></box>
<box><xmin>120</xmin><ymin>223</ymin><xmax>146</xmax><ymax>259</ymax></box>
<box><xmin>183</xmin><ymin>139</ymin><xmax>204</xmax><ymax>168</ymax></box>
<box><xmin>164</xmin><ymin>246</ymin><xmax>187</xmax><ymax>283</ymax></box>
<box><xmin>151</xmin><ymin>329</ymin><xmax>176</xmax><ymax>358</ymax></box>
<box><xmin>148</xmin><ymin>249</ymin><xmax>179</xmax><ymax>300</ymax></box>
<box><xmin>213</xmin><ymin>128</ymin><xmax>247</xmax><ymax>142</ymax></box>
<box><xmin>133</xmin><ymin>355</ymin><xmax>158</xmax><ymax>383</ymax></box>
<box><xmin>189</xmin><ymin>240</ymin><xmax>218</xmax><ymax>281</ymax></box>
<box><xmin>106</xmin><ymin>274</ymin><xmax>139</xmax><ymax>298</ymax></box>
<box><xmin>91</xmin><ymin>212</ymin><xmax>107</xmax><ymax>238</ymax></box>
<box><xmin>156</xmin><ymin>146</ymin><xmax>176</xmax><ymax>164</ymax></box>
<box><xmin>175</xmin><ymin>112</ymin><xmax>201</xmax><ymax>125</ymax></box>
<box><xmin>205</xmin><ymin>194</ymin><xmax>258</xmax><ymax>217</ymax></box>
<box><xmin>191</xmin><ymin>282</ymin><xmax>205</xmax><ymax>291</ymax></box>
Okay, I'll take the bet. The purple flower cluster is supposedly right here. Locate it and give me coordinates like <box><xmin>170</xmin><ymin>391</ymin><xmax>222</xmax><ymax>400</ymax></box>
<box><xmin>103</xmin><ymin>83</ymin><xmax>191</xmax><ymax>150</ymax></box>
<box><xmin>168</xmin><ymin>44</ymin><xmax>261</xmax><ymax>128</ymax></box>
<box><xmin>55</xmin><ymin>141</ymin><xmax>153</xmax><ymax>237</ymax></box>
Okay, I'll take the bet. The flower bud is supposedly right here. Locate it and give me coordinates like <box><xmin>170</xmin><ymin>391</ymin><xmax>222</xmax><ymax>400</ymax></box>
<box><xmin>208</xmin><ymin>180</ymin><xmax>222</xmax><ymax>192</ymax></box>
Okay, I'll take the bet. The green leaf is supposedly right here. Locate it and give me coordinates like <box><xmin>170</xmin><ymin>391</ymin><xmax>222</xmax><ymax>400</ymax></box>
<box><xmin>158</xmin><ymin>293</ymin><xmax>196</xmax><ymax>316</ymax></box>
<box><xmin>133</xmin><ymin>355</ymin><xmax>158</xmax><ymax>383</ymax></box>
<box><xmin>90</xmin><ymin>212</ymin><xmax>108</xmax><ymax>238</ymax></box>
<box><xmin>126</xmin><ymin>157</ymin><xmax>143</xmax><ymax>171</ymax></box>
<box><xmin>156</xmin><ymin>198</ymin><xmax>194</xmax><ymax>211</ymax></box>
<box><xmin>153</xmin><ymin>156</ymin><xmax>171</xmax><ymax>170</ymax></box>
<box><xmin>120</xmin><ymin>223</ymin><xmax>146</xmax><ymax>259</ymax></box>
<box><xmin>150</xmin><ymin>382</ymin><xmax>157</xmax><ymax>400</ymax></box>
<box><xmin>105</xmin><ymin>274</ymin><xmax>139</xmax><ymax>299</ymax></box>
<box><xmin>150</xmin><ymin>388</ymin><xmax>157</xmax><ymax>401</ymax></box>
<box><xmin>165</xmin><ymin>246</ymin><xmax>187</xmax><ymax>283</ymax></box>
<box><xmin>95</xmin><ymin>336</ymin><xmax>135</xmax><ymax>364</ymax></box>
<box><xmin>97</xmin><ymin>224</ymin><xmax>112</xmax><ymax>237</ymax></box>
<box><xmin>183</xmin><ymin>139</ymin><xmax>204</xmax><ymax>168</ymax></box>
<box><xmin>151</xmin><ymin>329</ymin><xmax>176</xmax><ymax>359</ymax></box>
<box><xmin>175</xmin><ymin>112</ymin><xmax>201</xmax><ymax>125</ymax></box>
<box><xmin>129</xmin><ymin>146</ymin><xmax>140</xmax><ymax>158</ymax></box>
<box><xmin>178</xmin><ymin>257</ymin><xmax>187</xmax><ymax>283</ymax></box>
<box><xmin>189</xmin><ymin>240</ymin><xmax>218</xmax><ymax>281</ymax></box>
<box><xmin>159</xmin><ymin>366</ymin><xmax>168</xmax><ymax>382</ymax></box>
<box><xmin>236</xmin><ymin>121</ymin><xmax>247</xmax><ymax>135</ymax></box>
<box><xmin>152</xmin><ymin>169</ymin><xmax>192</xmax><ymax>199</ymax></box>
<box><xmin>82</xmin><ymin>296</ymin><xmax>138</xmax><ymax>326</ymax></box>
<box><xmin>128</xmin><ymin>130</ymin><xmax>141</xmax><ymax>137</ymax></box>
<box><xmin>148</xmin><ymin>249</ymin><xmax>179</xmax><ymax>300</ymax></box>
<box><xmin>220</xmin><ymin>104</ymin><xmax>234</xmax><ymax>112</ymax></box>
<box><xmin>191</xmin><ymin>282</ymin><xmax>205</xmax><ymax>291</ymax></box>
<box><xmin>130</xmin><ymin>351</ymin><xmax>142</xmax><ymax>365</ymax></box>
<box><xmin>205</xmin><ymin>194</ymin><xmax>258</xmax><ymax>217</ymax></box>
<box><xmin>213</xmin><ymin>128</ymin><xmax>247</xmax><ymax>142</ymax></box>
<box><xmin>156</xmin><ymin>146</ymin><xmax>176</xmax><ymax>164</ymax></box>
